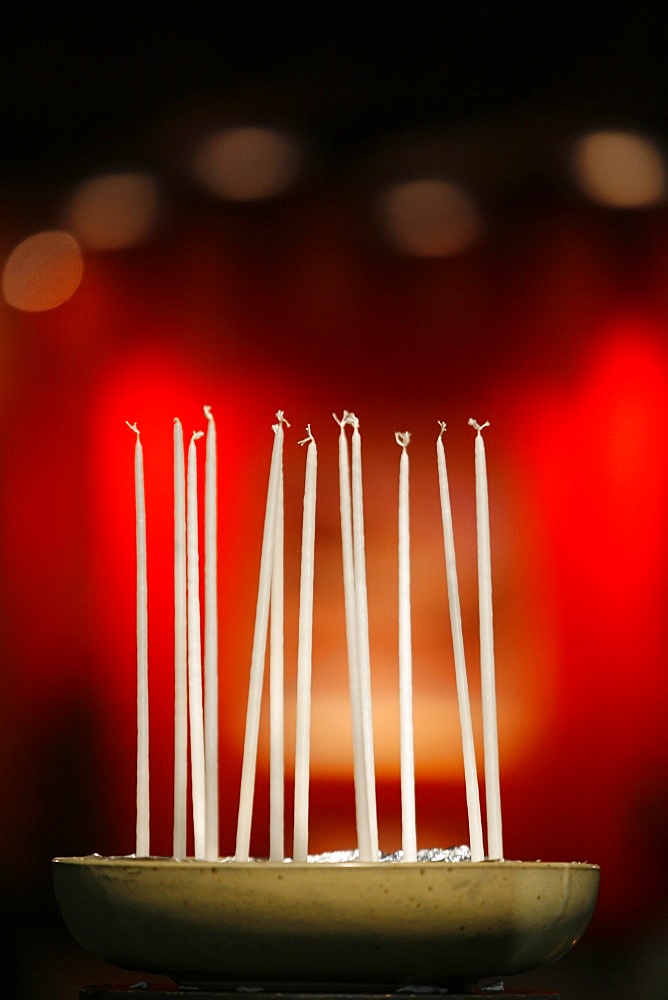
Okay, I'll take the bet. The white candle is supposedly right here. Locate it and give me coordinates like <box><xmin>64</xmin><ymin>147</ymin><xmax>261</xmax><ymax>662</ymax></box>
<box><xmin>469</xmin><ymin>418</ymin><xmax>503</xmax><ymax>860</ymax></box>
<box><xmin>293</xmin><ymin>428</ymin><xmax>317</xmax><ymax>862</ymax></box>
<box><xmin>436</xmin><ymin>423</ymin><xmax>484</xmax><ymax>862</ymax></box>
<box><xmin>269</xmin><ymin>462</ymin><xmax>285</xmax><ymax>862</ymax></box>
<box><xmin>203</xmin><ymin>406</ymin><xmax>219</xmax><ymax>861</ymax></box>
<box><xmin>350</xmin><ymin>414</ymin><xmax>379</xmax><ymax>861</ymax></box>
<box><xmin>236</xmin><ymin>412</ymin><xmax>288</xmax><ymax>861</ymax></box>
<box><xmin>187</xmin><ymin>429</ymin><xmax>206</xmax><ymax>859</ymax></box>
<box><xmin>334</xmin><ymin>412</ymin><xmax>370</xmax><ymax>860</ymax></box>
<box><xmin>396</xmin><ymin>432</ymin><xmax>417</xmax><ymax>862</ymax></box>
<box><xmin>173</xmin><ymin>418</ymin><xmax>188</xmax><ymax>858</ymax></box>
<box><xmin>127</xmin><ymin>422</ymin><xmax>150</xmax><ymax>858</ymax></box>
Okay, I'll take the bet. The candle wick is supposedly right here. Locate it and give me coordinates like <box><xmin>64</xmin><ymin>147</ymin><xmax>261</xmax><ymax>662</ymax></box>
<box><xmin>468</xmin><ymin>418</ymin><xmax>490</xmax><ymax>435</ymax></box>
<box><xmin>438</xmin><ymin>420</ymin><xmax>447</xmax><ymax>439</ymax></box>
<box><xmin>274</xmin><ymin>410</ymin><xmax>291</xmax><ymax>431</ymax></box>
<box><xmin>126</xmin><ymin>421</ymin><xmax>140</xmax><ymax>438</ymax></box>
<box><xmin>333</xmin><ymin>411</ymin><xmax>359</xmax><ymax>430</ymax></box>
<box><xmin>298</xmin><ymin>425</ymin><xmax>315</xmax><ymax>447</ymax></box>
<box><xmin>203</xmin><ymin>405</ymin><xmax>214</xmax><ymax>422</ymax></box>
<box><xmin>395</xmin><ymin>431</ymin><xmax>411</xmax><ymax>449</ymax></box>
<box><xmin>191</xmin><ymin>430</ymin><xmax>204</xmax><ymax>442</ymax></box>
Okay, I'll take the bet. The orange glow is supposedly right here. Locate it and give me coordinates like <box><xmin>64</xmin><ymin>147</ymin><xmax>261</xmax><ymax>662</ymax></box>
<box><xmin>573</xmin><ymin>129</ymin><xmax>666</xmax><ymax>208</ymax></box>
<box><xmin>2</xmin><ymin>230</ymin><xmax>83</xmax><ymax>311</ymax></box>
<box><xmin>79</xmin><ymin>349</ymin><xmax>562</xmax><ymax>857</ymax></box>
<box><xmin>379</xmin><ymin>179</ymin><xmax>482</xmax><ymax>257</ymax></box>
<box><xmin>67</xmin><ymin>172</ymin><xmax>160</xmax><ymax>250</ymax></box>
<box><xmin>190</xmin><ymin>126</ymin><xmax>303</xmax><ymax>201</ymax></box>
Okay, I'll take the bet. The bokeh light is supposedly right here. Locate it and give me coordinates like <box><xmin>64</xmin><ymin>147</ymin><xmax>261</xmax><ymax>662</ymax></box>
<box><xmin>67</xmin><ymin>172</ymin><xmax>160</xmax><ymax>250</ymax></box>
<box><xmin>2</xmin><ymin>231</ymin><xmax>83</xmax><ymax>312</ymax></box>
<box><xmin>573</xmin><ymin>129</ymin><xmax>666</xmax><ymax>208</ymax></box>
<box><xmin>379</xmin><ymin>179</ymin><xmax>482</xmax><ymax>257</ymax></box>
<box><xmin>190</xmin><ymin>126</ymin><xmax>303</xmax><ymax>201</ymax></box>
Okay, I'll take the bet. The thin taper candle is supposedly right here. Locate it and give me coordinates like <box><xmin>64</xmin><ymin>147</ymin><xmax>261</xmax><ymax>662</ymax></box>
<box><xmin>437</xmin><ymin>423</ymin><xmax>484</xmax><ymax>862</ymax></box>
<box><xmin>293</xmin><ymin>428</ymin><xmax>317</xmax><ymax>862</ymax></box>
<box><xmin>396</xmin><ymin>432</ymin><xmax>417</xmax><ymax>862</ymax></box>
<box><xmin>269</xmin><ymin>464</ymin><xmax>285</xmax><ymax>862</ymax></box>
<box><xmin>203</xmin><ymin>406</ymin><xmax>219</xmax><ymax>861</ymax></box>
<box><xmin>334</xmin><ymin>412</ymin><xmax>370</xmax><ymax>860</ymax></box>
<box><xmin>469</xmin><ymin>418</ymin><xmax>503</xmax><ymax>860</ymax></box>
<box><xmin>187</xmin><ymin>430</ymin><xmax>206</xmax><ymax>858</ymax></box>
<box><xmin>173</xmin><ymin>418</ymin><xmax>187</xmax><ymax>858</ymax></box>
<box><xmin>127</xmin><ymin>421</ymin><xmax>150</xmax><ymax>858</ymax></box>
<box><xmin>350</xmin><ymin>415</ymin><xmax>379</xmax><ymax>861</ymax></box>
<box><xmin>236</xmin><ymin>412</ymin><xmax>288</xmax><ymax>861</ymax></box>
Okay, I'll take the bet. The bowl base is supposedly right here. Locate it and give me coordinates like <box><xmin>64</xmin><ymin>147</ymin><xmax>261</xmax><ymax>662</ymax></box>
<box><xmin>81</xmin><ymin>987</ymin><xmax>560</xmax><ymax>999</ymax></box>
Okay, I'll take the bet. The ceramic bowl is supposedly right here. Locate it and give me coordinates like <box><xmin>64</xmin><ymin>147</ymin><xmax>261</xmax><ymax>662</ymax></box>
<box><xmin>52</xmin><ymin>856</ymin><xmax>599</xmax><ymax>989</ymax></box>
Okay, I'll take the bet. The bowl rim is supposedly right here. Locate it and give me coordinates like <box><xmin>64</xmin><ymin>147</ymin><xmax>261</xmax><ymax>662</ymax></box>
<box><xmin>52</xmin><ymin>854</ymin><xmax>600</xmax><ymax>871</ymax></box>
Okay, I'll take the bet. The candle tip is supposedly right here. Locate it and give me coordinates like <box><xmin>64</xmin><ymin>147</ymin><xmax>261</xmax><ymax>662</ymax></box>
<box><xmin>191</xmin><ymin>429</ymin><xmax>204</xmax><ymax>442</ymax></box>
<box><xmin>274</xmin><ymin>410</ymin><xmax>291</xmax><ymax>431</ymax></box>
<box><xmin>333</xmin><ymin>410</ymin><xmax>357</xmax><ymax>429</ymax></box>
<box><xmin>395</xmin><ymin>430</ymin><xmax>411</xmax><ymax>449</ymax></box>
<box><xmin>438</xmin><ymin>421</ymin><xmax>447</xmax><ymax>438</ymax></box>
<box><xmin>203</xmin><ymin>405</ymin><xmax>214</xmax><ymax>423</ymax></box>
<box><xmin>468</xmin><ymin>418</ymin><xmax>490</xmax><ymax>435</ymax></box>
<box><xmin>126</xmin><ymin>420</ymin><xmax>140</xmax><ymax>438</ymax></box>
<box><xmin>298</xmin><ymin>425</ymin><xmax>315</xmax><ymax>447</ymax></box>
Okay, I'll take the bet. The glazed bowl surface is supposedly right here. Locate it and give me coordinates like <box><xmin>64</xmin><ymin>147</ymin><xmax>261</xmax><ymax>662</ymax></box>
<box><xmin>52</xmin><ymin>856</ymin><xmax>600</xmax><ymax>989</ymax></box>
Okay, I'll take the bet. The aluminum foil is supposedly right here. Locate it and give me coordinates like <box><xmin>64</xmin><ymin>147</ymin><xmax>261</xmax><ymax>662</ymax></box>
<box><xmin>109</xmin><ymin>847</ymin><xmax>473</xmax><ymax>863</ymax></box>
<box><xmin>306</xmin><ymin>845</ymin><xmax>471</xmax><ymax>863</ymax></box>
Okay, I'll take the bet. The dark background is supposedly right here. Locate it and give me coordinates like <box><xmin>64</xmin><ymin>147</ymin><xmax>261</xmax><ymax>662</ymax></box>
<box><xmin>2</xmin><ymin>4</ymin><xmax>667</xmax><ymax>175</ymax></box>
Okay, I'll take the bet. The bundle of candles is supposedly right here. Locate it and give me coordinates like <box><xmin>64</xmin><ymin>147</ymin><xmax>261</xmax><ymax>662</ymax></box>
<box><xmin>127</xmin><ymin>409</ymin><xmax>502</xmax><ymax>867</ymax></box>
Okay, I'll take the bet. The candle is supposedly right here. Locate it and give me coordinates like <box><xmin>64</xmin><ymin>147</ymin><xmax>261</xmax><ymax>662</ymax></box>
<box><xmin>350</xmin><ymin>414</ymin><xmax>379</xmax><ymax>861</ymax></box>
<box><xmin>436</xmin><ymin>423</ymin><xmax>484</xmax><ymax>862</ymax></box>
<box><xmin>126</xmin><ymin>412</ymin><xmax>509</xmax><ymax>865</ymax></box>
<box><xmin>203</xmin><ymin>406</ymin><xmax>219</xmax><ymax>861</ymax></box>
<box><xmin>469</xmin><ymin>418</ymin><xmax>503</xmax><ymax>860</ymax></box>
<box><xmin>187</xmin><ymin>429</ymin><xmax>206</xmax><ymax>859</ymax></box>
<box><xmin>173</xmin><ymin>418</ymin><xmax>187</xmax><ymax>858</ymax></box>
<box><xmin>236</xmin><ymin>412</ymin><xmax>288</xmax><ymax>861</ymax></box>
<box><xmin>334</xmin><ymin>412</ymin><xmax>370</xmax><ymax>860</ymax></box>
<box><xmin>293</xmin><ymin>427</ymin><xmax>317</xmax><ymax>862</ymax></box>
<box><xmin>269</xmin><ymin>461</ymin><xmax>285</xmax><ymax>862</ymax></box>
<box><xmin>396</xmin><ymin>431</ymin><xmax>417</xmax><ymax>862</ymax></box>
<box><xmin>127</xmin><ymin>422</ymin><xmax>150</xmax><ymax>857</ymax></box>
